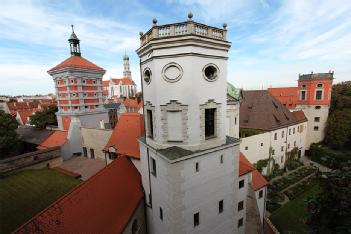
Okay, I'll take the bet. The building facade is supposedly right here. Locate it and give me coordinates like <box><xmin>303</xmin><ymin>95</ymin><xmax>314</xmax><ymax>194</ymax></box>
<box><xmin>137</xmin><ymin>15</ymin><xmax>243</xmax><ymax>234</ymax></box>
<box><xmin>295</xmin><ymin>72</ymin><xmax>333</xmax><ymax>149</ymax></box>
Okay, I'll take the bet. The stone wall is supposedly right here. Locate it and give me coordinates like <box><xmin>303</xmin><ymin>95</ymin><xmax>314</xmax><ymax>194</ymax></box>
<box><xmin>0</xmin><ymin>147</ymin><xmax>62</xmax><ymax>174</ymax></box>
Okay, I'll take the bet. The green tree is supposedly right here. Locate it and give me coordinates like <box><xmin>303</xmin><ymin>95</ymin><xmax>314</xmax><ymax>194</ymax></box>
<box><xmin>305</xmin><ymin>165</ymin><xmax>351</xmax><ymax>233</ymax></box>
<box><xmin>0</xmin><ymin>110</ymin><xmax>21</xmax><ymax>159</ymax></box>
<box><xmin>29</xmin><ymin>105</ymin><xmax>58</xmax><ymax>128</ymax></box>
<box><xmin>324</xmin><ymin>81</ymin><xmax>351</xmax><ymax>150</ymax></box>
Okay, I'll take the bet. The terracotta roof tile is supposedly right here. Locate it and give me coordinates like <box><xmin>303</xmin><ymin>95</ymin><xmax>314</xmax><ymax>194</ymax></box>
<box><xmin>15</xmin><ymin>156</ymin><xmax>143</xmax><ymax>234</ymax></box>
<box><xmin>37</xmin><ymin>131</ymin><xmax>67</xmax><ymax>150</ymax></box>
<box><xmin>104</xmin><ymin>113</ymin><xmax>145</xmax><ymax>159</ymax></box>
<box><xmin>17</xmin><ymin>110</ymin><xmax>36</xmax><ymax>125</ymax></box>
<box><xmin>48</xmin><ymin>55</ymin><xmax>105</xmax><ymax>73</ymax></box>
<box><xmin>239</xmin><ymin>152</ymin><xmax>256</xmax><ymax>176</ymax></box>
<box><xmin>292</xmin><ymin>110</ymin><xmax>307</xmax><ymax>122</ymax></box>
<box><xmin>111</xmin><ymin>77</ymin><xmax>135</xmax><ymax>85</ymax></box>
<box><xmin>252</xmin><ymin>169</ymin><xmax>268</xmax><ymax>191</ymax></box>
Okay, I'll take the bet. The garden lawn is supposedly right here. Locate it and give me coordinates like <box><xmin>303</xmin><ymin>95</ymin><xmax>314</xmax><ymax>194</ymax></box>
<box><xmin>270</xmin><ymin>185</ymin><xmax>320</xmax><ymax>234</ymax></box>
<box><xmin>0</xmin><ymin>169</ymin><xmax>80</xmax><ymax>234</ymax></box>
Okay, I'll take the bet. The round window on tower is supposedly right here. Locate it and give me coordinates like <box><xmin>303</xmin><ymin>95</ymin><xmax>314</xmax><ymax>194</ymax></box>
<box><xmin>143</xmin><ymin>68</ymin><xmax>152</xmax><ymax>84</ymax></box>
<box><xmin>203</xmin><ymin>64</ymin><xmax>219</xmax><ymax>81</ymax></box>
<box><xmin>162</xmin><ymin>62</ymin><xmax>183</xmax><ymax>83</ymax></box>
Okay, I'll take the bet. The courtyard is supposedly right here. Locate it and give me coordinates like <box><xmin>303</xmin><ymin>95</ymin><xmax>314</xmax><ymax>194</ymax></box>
<box><xmin>0</xmin><ymin>169</ymin><xmax>80</xmax><ymax>233</ymax></box>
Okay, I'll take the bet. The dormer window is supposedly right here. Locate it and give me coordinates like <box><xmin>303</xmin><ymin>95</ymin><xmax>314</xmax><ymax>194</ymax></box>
<box><xmin>70</xmin><ymin>79</ymin><xmax>74</xmax><ymax>84</ymax></box>
<box><xmin>317</xmin><ymin>83</ymin><xmax>323</xmax><ymax>88</ymax></box>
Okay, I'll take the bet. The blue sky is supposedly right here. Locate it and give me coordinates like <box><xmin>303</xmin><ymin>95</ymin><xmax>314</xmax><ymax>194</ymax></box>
<box><xmin>0</xmin><ymin>0</ymin><xmax>350</xmax><ymax>95</ymax></box>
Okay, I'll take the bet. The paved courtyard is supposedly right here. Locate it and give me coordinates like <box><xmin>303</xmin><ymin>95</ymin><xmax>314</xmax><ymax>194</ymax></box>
<box><xmin>60</xmin><ymin>156</ymin><xmax>106</xmax><ymax>180</ymax></box>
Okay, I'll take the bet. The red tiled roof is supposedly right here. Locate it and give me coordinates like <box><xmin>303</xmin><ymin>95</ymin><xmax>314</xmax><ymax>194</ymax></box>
<box><xmin>292</xmin><ymin>110</ymin><xmax>308</xmax><ymax>122</ymax></box>
<box><xmin>48</xmin><ymin>55</ymin><xmax>105</xmax><ymax>73</ymax></box>
<box><xmin>239</xmin><ymin>152</ymin><xmax>268</xmax><ymax>190</ymax></box>
<box><xmin>102</xmin><ymin>80</ymin><xmax>110</xmax><ymax>87</ymax></box>
<box><xmin>268</xmin><ymin>87</ymin><xmax>298</xmax><ymax>109</ymax></box>
<box><xmin>37</xmin><ymin>131</ymin><xmax>67</xmax><ymax>150</ymax></box>
<box><xmin>252</xmin><ymin>169</ymin><xmax>268</xmax><ymax>191</ymax></box>
<box><xmin>111</xmin><ymin>77</ymin><xmax>135</xmax><ymax>85</ymax></box>
<box><xmin>17</xmin><ymin>110</ymin><xmax>36</xmax><ymax>125</ymax></box>
<box><xmin>104</xmin><ymin>113</ymin><xmax>145</xmax><ymax>159</ymax></box>
<box><xmin>15</xmin><ymin>156</ymin><xmax>143</xmax><ymax>234</ymax></box>
<box><xmin>239</xmin><ymin>152</ymin><xmax>256</xmax><ymax>176</ymax></box>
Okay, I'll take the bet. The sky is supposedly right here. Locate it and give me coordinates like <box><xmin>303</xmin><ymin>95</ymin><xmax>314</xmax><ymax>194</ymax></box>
<box><xmin>0</xmin><ymin>0</ymin><xmax>350</xmax><ymax>95</ymax></box>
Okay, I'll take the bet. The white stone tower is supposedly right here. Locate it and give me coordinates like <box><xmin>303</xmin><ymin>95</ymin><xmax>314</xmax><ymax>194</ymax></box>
<box><xmin>137</xmin><ymin>14</ymin><xmax>242</xmax><ymax>234</ymax></box>
<box><xmin>123</xmin><ymin>51</ymin><xmax>132</xmax><ymax>78</ymax></box>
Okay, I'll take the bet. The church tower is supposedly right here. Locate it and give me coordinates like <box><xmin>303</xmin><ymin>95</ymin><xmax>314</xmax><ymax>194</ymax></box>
<box><xmin>137</xmin><ymin>14</ymin><xmax>241</xmax><ymax>233</ymax></box>
<box><xmin>123</xmin><ymin>52</ymin><xmax>132</xmax><ymax>78</ymax></box>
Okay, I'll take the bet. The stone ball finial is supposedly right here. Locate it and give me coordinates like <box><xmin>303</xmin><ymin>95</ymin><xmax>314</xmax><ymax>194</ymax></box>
<box><xmin>188</xmin><ymin>12</ymin><xmax>193</xmax><ymax>20</ymax></box>
<box><xmin>152</xmin><ymin>18</ymin><xmax>158</xmax><ymax>26</ymax></box>
<box><xmin>223</xmin><ymin>23</ymin><xmax>227</xmax><ymax>29</ymax></box>
<box><xmin>139</xmin><ymin>32</ymin><xmax>143</xmax><ymax>36</ymax></box>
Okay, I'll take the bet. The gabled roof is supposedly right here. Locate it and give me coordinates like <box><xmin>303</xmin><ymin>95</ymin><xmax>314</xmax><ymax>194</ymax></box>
<box><xmin>104</xmin><ymin>113</ymin><xmax>145</xmax><ymax>159</ymax></box>
<box><xmin>292</xmin><ymin>110</ymin><xmax>308</xmax><ymax>122</ymax></box>
<box><xmin>239</xmin><ymin>152</ymin><xmax>268</xmax><ymax>191</ymax></box>
<box><xmin>239</xmin><ymin>152</ymin><xmax>256</xmax><ymax>176</ymax></box>
<box><xmin>252</xmin><ymin>170</ymin><xmax>268</xmax><ymax>191</ymax></box>
<box><xmin>123</xmin><ymin>98</ymin><xmax>143</xmax><ymax>110</ymax></box>
<box><xmin>240</xmin><ymin>90</ymin><xmax>305</xmax><ymax>131</ymax></box>
<box><xmin>17</xmin><ymin>110</ymin><xmax>36</xmax><ymax>125</ymax></box>
<box><xmin>15</xmin><ymin>156</ymin><xmax>143</xmax><ymax>234</ymax></box>
<box><xmin>111</xmin><ymin>77</ymin><xmax>135</xmax><ymax>85</ymax></box>
<box><xmin>48</xmin><ymin>56</ymin><xmax>105</xmax><ymax>73</ymax></box>
<box><xmin>37</xmin><ymin>131</ymin><xmax>67</xmax><ymax>150</ymax></box>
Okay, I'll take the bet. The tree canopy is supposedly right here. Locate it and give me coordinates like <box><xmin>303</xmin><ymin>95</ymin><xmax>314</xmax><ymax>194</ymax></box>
<box><xmin>29</xmin><ymin>105</ymin><xmax>58</xmax><ymax>129</ymax></box>
<box><xmin>306</xmin><ymin>165</ymin><xmax>351</xmax><ymax>233</ymax></box>
<box><xmin>324</xmin><ymin>81</ymin><xmax>351</xmax><ymax>150</ymax></box>
<box><xmin>0</xmin><ymin>110</ymin><xmax>21</xmax><ymax>159</ymax></box>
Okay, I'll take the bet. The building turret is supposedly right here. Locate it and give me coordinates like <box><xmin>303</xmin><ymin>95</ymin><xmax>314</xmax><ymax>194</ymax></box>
<box><xmin>68</xmin><ymin>25</ymin><xmax>81</xmax><ymax>56</ymax></box>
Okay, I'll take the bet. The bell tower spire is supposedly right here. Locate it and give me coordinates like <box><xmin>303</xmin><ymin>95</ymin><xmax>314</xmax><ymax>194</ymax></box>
<box><xmin>68</xmin><ymin>25</ymin><xmax>81</xmax><ymax>56</ymax></box>
<box><xmin>123</xmin><ymin>51</ymin><xmax>131</xmax><ymax>78</ymax></box>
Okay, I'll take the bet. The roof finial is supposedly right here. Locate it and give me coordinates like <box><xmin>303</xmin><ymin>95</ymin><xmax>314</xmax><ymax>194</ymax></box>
<box><xmin>71</xmin><ymin>24</ymin><xmax>74</xmax><ymax>33</ymax></box>
<box><xmin>188</xmin><ymin>12</ymin><xmax>193</xmax><ymax>21</ymax></box>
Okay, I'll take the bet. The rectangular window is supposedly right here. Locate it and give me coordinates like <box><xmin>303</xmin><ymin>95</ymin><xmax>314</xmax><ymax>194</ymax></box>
<box><xmin>167</xmin><ymin>111</ymin><xmax>183</xmax><ymax>142</ymax></box>
<box><xmin>195</xmin><ymin>162</ymin><xmax>199</xmax><ymax>172</ymax></box>
<box><xmin>147</xmin><ymin>110</ymin><xmax>154</xmax><ymax>139</ymax></box>
<box><xmin>288</xmin><ymin>144</ymin><xmax>290</xmax><ymax>149</ymax></box>
<box><xmin>245</xmin><ymin>146</ymin><xmax>248</xmax><ymax>150</ymax></box>
<box><xmin>314</xmin><ymin>126</ymin><xmax>319</xmax><ymax>131</ymax></box>
<box><xmin>300</xmin><ymin>124</ymin><xmax>304</xmax><ymax>132</ymax></box>
<box><xmin>90</xmin><ymin>148</ymin><xmax>95</xmax><ymax>159</ymax></box>
<box><xmin>272</xmin><ymin>149</ymin><xmax>275</xmax><ymax>155</ymax></box>
<box><xmin>261</xmin><ymin>143</ymin><xmax>263</xmax><ymax>146</ymax></box>
<box><xmin>259</xmin><ymin>190</ymin><xmax>263</xmax><ymax>198</ymax></box>
<box><xmin>238</xmin><ymin>218</ymin><xmax>243</xmax><ymax>228</ymax></box>
<box><xmin>235</xmin><ymin>117</ymin><xmax>237</xmax><ymax>125</ymax></box>
<box><xmin>194</xmin><ymin>212</ymin><xmax>199</xmax><ymax>227</ymax></box>
<box><xmin>160</xmin><ymin>207</ymin><xmax>163</xmax><ymax>221</ymax></box>
<box><xmin>282</xmin><ymin>131</ymin><xmax>284</xmax><ymax>138</ymax></box>
<box><xmin>239</xmin><ymin>179</ymin><xmax>245</xmax><ymax>189</ymax></box>
<box><xmin>300</xmin><ymin>90</ymin><xmax>306</xmax><ymax>100</ymax></box>
<box><xmin>314</xmin><ymin>117</ymin><xmax>320</xmax><ymax>122</ymax></box>
<box><xmin>281</xmin><ymin>146</ymin><xmax>284</xmax><ymax>152</ymax></box>
<box><xmin>238</xmin><ymin>201</ymin><xmax>244</xmax><ymax>211</ymax></box>
<box><xmin>294</xmin><ymin>141</ymin><xmax>296</xmax><ymax>147</ymax></box>
<box><xmin>274</xmin><ymin>132</ymin><xmax>277</xmax><ymax>140</ymax></box>
<box><xmin>281</xmin><ymin>156</ymin><xmax>283</xmax><ymax>163</ymax></box>
<box><xmin>151</xmin><ymin>157</ymin><xmax>157</xmax><ymax>177</ymax></box>
<box><xmin>205</xmin><ymin>108</ymin><xmax>216</xmax><ymax>138</ymax></box>
<box><xmin>220</xmin><ymin>155</ymin><xmax>224</xmax><ymax>164</ymax></box>
<box><xmin>315</xmin><ymin>90</ymin><xmax>323</xmax><ymax>100</ymax></box>
<box><xmin>293</xmin><ymin>128</ymin><xmax>295</xmax><ymax>134</ymax></box>
<box><xmin>83</xmin><ymin>147</ymin><xmax>87</xmax><ymax>157</ymax></box>
<box><xmin>219</xmin><ymin>200</ymin><xmax>224</xmax><ymax>213</ymax></box>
